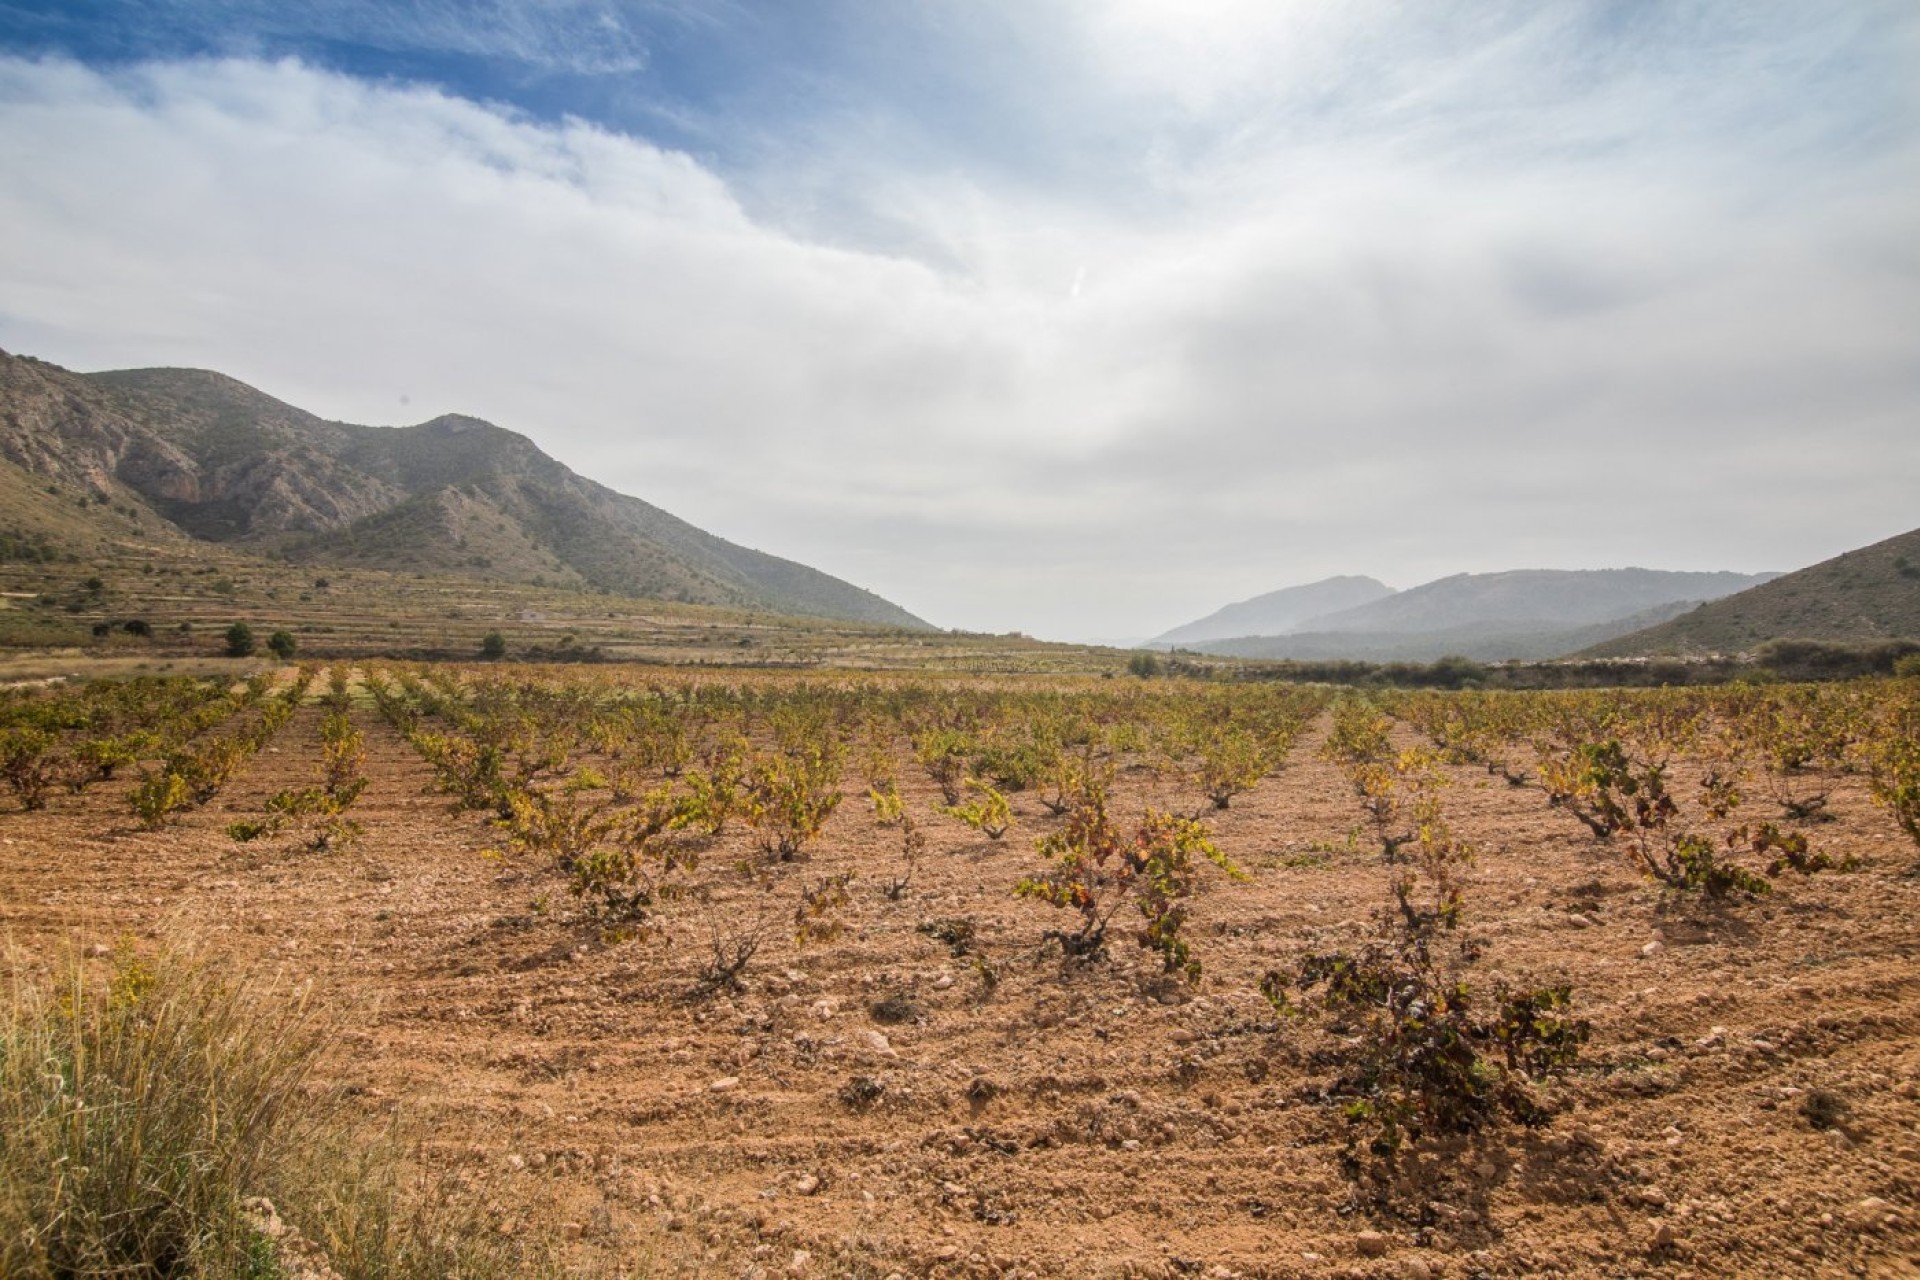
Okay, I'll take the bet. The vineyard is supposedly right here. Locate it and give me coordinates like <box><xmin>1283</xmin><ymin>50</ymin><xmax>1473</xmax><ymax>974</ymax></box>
<box><xmin>3</xmin><ymin>666</ymin><xmax>1918</xmax><ymax>1278</ymax></box>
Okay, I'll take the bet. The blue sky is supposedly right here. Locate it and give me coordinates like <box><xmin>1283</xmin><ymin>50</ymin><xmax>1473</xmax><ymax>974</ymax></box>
<box><xmin>1</xmin><ymin>2</ymin><xmax>1916</xmax><ymax>638</ymax></box>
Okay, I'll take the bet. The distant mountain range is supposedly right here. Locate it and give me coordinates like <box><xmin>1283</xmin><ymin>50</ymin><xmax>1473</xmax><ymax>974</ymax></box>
<box><xmin>1160</xmin><ymin>568</ymin><xmax>1778</xmax><ymax>663</ymax></box>
<box><xmin>0</xmin><ymin>349</ymin><xmax>928</xmax><ymax>628</ymax></box>
<box><xmin>1151</xmin><ymin>575</ymin><xmax>1394</xmax><ymax>646</ymax></box>
<box><xmin>1581</xmin><ymin>526</ymin><xmax>1920</xmax><ymax>657</ymax></box>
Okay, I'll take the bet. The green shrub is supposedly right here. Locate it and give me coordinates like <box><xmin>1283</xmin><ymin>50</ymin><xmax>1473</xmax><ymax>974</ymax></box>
<box><xmin>129</xmin><ymin>770</ymin><xmax>192</xmax><ymax>829</ymax></box>
<box><xmin>0</xmin><ymin>728</ymin><xmax>56</xmax><ymax>812</ymax></box>
<box><xmin>267</xmin><ymin>630</ymin><xmax>298</xmax><ymax>660</ymax></box>
<box><xmin>1263</xmin><ymin>875</ymin><xmax>1587</xmax><ymax>1174</ymax></box>
<box><xmin>1016</xmin><ymin>782</ymin><xmax>1240</xmax><ymax>979</ymax></box>
<box><xmin>940</xmin><ymin>778</ymin><xmax>1013</xmax><ymax>839</ymax></box>
<box><xmin>224</xmin><ymin>622</ymin><xmax>256</xmax><ymax>658</ymax></box>
<box><xmin>743</xmin><ymin>746</ymin><xmax>843</xmax><ymax>861</ymax></box>
<box><xmin>1196</xmin><ymin>726</ymin><xmax>1269</xmax><ymax>810</ymax></box>
<box><xmin>1867</xmin><ymin>726</ymin><xmax>1920</xmax><ymax>851</ymax></box>
<box><xmin>1267</xmin><ymin>941</ymin><xmax>1587</xmax><ymax>1166</ymax></box>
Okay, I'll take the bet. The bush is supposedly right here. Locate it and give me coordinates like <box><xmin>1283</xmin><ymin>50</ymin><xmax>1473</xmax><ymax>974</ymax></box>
<box><xmin>0</xmin><ymin>729</ymin><xmax>56</xmax><ymax>812</ymax></box>
<box><xmin>743</xmin><ymin>746</ymin><xmax>844</xmax><ymax>860</ymax></box>
<box><xmin>1263</xmin><ymin>872</ymin><xmax>1587</xmax><ymax>1175</ymax></box>
<box><xmin>0</xmin><ymin>944</ymin><xmax>521</xmax><ymax>1280</ymax></box>
<box><xmin>1268</xmin><ymin>939</ymin><xmax>1587</xmax><ymax>1167</ymax></box>
<box><xmin>1126</xmin><ymin>652</ymin><xmax>1162</xmax><ymax>678</ymax></box>
<box><xmin>1425</xmin><ymin>654</ymin><xmax>1487</xmax><ymax>689</ymax></box>
<box><xmin>940</xmin><ymin>778</ymin><xmax>1013</xmax><ymax>839</ymax></box>
<box><xmin>1751</xmin><ymin>638</ymin><xmax>1920</xmax><ymax>681</ymax></box>
<box><xmin>1196</xmin><ymin>727</ymin><xmax>1269</xmax><ymax>810</ymax></box>
<box><xmin>224</xmin><ymin>622</ymin><xmax>255</xmax><ymax>658</ymax></box>
<box><xmin>267</xmin><ymin>630</ymin><xmax>298</xmax><ymax>660</ymax></box>
<box><xmin>479</xmin><ymin>631</ymin><xmax>507</xmax><ymax>660</ymax></box>
<box><xmin>1866</xmin><ymin>726</ymin><xmax>1920</xmax><ymax>852</ymax></box>
<box><xmin>129</xmin><ymin>771</ymin><xmax>192</xmax><ymax>829</ymax></box>
<box><xmin>1016</xmin><ymin>783</ymin><xmax>1240</xmax><ymax>979</ymax></box>
<box><xmin>0</xmin><ymin>530</ymin><xmax>59</xmax><ymax>563</ymax></box>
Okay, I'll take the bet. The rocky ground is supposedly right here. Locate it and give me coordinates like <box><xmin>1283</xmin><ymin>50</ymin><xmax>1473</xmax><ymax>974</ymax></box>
<box><xmin>3</xmin><ymin>699</ymin><xmax>1917</xmax><ymax>1278</ymax></box>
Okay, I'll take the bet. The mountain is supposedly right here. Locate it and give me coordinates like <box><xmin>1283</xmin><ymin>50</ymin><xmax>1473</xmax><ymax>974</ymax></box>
<box><xmin>1151</xmin><ymin>575</ymin><xmax>1394</xmax><ymax>646</ymax></box>
<box><xmin>1290</xmin><ymin>568</ymin><xmax>1775</xmax><ymax>635</ymax></box>
<box><xmin>1188</xmin><ymin>600</ymin><xmax>1706</xmax><ymax>664</ymax></box>
<box><xmin>1581</xmin><ymin>527</ymin><xmax>1920</xmax><ymax>657</ymax></box>
<box><xmin>1174</xmin><ymin>568</ymin><xmax>1776</xmax><ymax>663</ymax></box>
<box><xmin>0</xmin><ymin>349</ymin><xmax>928</xmax><ymax>628</ymax></box>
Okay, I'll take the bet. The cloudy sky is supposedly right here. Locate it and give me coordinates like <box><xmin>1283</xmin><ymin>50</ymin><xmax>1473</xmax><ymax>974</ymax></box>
<box><xmin>0</xmin><ymin>2</ymin><xmax>1916</xmax><ymax>640</ymax></box>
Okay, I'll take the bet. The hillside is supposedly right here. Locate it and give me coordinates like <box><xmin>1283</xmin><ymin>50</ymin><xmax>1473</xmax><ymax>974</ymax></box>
<box><xmin>0</xmin><ymin>350</ymin><xmax>927</xmax><ymax>628</ymax></box>
<box><xmin>1292</xmin><ymin>567</ymin><xmax>1774</xmax><ymax>635</ymax></box>
<box><xmin>1582</xmin><ymin>526</ymin><xmax>1920</xmax><ymax>656</ymax></box>
<box><xmin>1165</xmin><ymin>568</ymin><xmax>1774</xmax><ymax>662</ymax></box>
<box><xmin>1188</xmin><ymin>599</ymin><xmax>1702</xmax><ymax>664</ymax></box>
<box><xmin>1151</xmin><ymin>575</ymin><xmax>1393</xmax><ymax>646</ymax></box>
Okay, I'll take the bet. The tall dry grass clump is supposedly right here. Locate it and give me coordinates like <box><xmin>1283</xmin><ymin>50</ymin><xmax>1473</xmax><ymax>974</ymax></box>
<box><xmin>0</xmin><ymin>942</ymin><xmax>523</xmax><ymax>1280</ymax></box>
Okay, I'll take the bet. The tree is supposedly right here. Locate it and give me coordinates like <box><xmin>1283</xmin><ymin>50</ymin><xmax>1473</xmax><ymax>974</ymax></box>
<box><xmin>225</xmin><ymin>622</ymin><xmax>256</xmax><ymax>658</ymax></box>
<box><xmin>1126</xmin><ymin>652</ymin><xmax>1162</xmax><ymax>678</ymax></box>
<box><xmin>480</xmin><ymin>631</ymin><xmax>507</xmax><ymax>661</ymax></box>
<box><xmin>267</xmin><ymin>630</ymin><xmax>298</xmax><ymax>660</ymax></box>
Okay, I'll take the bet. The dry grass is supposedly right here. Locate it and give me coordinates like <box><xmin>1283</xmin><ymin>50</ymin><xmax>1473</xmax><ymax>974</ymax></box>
<box><xmin>0</xmin><ymin>941</ymin><xmax>536</xmax><ymax>1280</ymax></box>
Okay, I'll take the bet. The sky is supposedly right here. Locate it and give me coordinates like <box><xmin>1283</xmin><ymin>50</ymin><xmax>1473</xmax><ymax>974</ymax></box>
<box><xmin>0</xmin><ymin>2</ymin><xmax>1916</xmax><ymax>641</ymax></box>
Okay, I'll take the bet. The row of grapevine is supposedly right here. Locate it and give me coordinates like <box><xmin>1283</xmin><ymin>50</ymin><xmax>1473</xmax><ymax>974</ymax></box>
<box><xmin>15</xmin><ymin>660</ymin><xmax>1917</xmax><ymax>1188</ymax></box>
<box><xmin>128</xmin><ymin>669</ymin><xmax>318</xmax><ymax>829</ymax></box>
<box><xmin>0</xmin><ymin>675</ymin><xmax>261</xmax><ymax>811</ymax></box>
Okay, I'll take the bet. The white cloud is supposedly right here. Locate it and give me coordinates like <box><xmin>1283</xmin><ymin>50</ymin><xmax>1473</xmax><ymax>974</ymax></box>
<box><xmin>1</xmin><ymin>3</ymin><xmax>1917</xmax><ymax>642</ymax></box>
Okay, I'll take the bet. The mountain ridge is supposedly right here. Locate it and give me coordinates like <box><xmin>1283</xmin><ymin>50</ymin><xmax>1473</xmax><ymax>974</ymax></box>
<box><xmin>1186</xmin><ymin>599</ymin><xmax>1707</xmax><ymax>664</ymax></box>
<box><xmin>1157</xmin><ymin>566</ymin><xmax>1775</xmax><ymax>661</ymax></box>
<box><xmin>1151</xmin><ymin>575</ymin><xmax>1394</xmax><ymax>646</ymax></box>
<box><xmin>0</xmin><ymin>349</ymin><xmax>928</xmax><ymax>628</ymax></box>
<box><xmin>1580</xmin><ymin>526</ymin><xmax>1920</xmax><ymax>656</ymax></box>
<box><xmin>1292</xmin><ymin>567</ymin><xmax>1775</xmax><ymax>636</ymax></box>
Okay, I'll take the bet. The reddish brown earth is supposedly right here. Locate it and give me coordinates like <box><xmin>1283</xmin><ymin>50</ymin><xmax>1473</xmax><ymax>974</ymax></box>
<box><xmin>3</xmin><ymin>693</ymin><xmax>1919</xmax><ymax>1279</ymax></box>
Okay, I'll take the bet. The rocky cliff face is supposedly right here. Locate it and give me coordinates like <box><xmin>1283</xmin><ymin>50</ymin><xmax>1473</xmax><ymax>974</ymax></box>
<box><xmin>84</xmin><ymin>366</ymin><xmax>403</xmax><ymax>537</ymax></box>
<box><xmin>0</xmin><ymin>351</ymin><xmax>199</xmax><ymax>499</ymax></box>
<box><xmin>0</xmin><ymin>348</ymin><xmax>929</xmax><ymax>629</ymax></box>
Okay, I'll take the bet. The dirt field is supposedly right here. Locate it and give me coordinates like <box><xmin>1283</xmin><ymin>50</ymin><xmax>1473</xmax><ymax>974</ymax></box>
<box><xmin>3</xmin><ymin>677</ymin><xmax>1918</xmax><ymax>1279</ymax></box>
